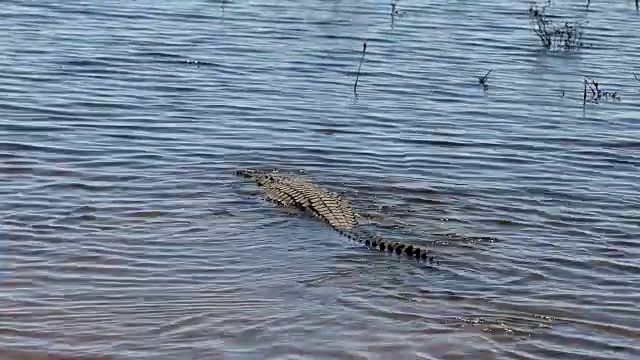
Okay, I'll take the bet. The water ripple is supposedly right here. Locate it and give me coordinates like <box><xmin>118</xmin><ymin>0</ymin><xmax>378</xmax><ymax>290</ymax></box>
<box><xmin>1</xmin><ymin>0</ymin><xmax>640</xmax><ymax>359</ymax></box>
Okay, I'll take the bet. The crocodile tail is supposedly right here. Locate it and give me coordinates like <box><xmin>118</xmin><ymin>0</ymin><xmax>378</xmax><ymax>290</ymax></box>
<box><xmin>336</xmin><ymin>227</ymin><xmax>437</xmax><ymax>264</ymax></box>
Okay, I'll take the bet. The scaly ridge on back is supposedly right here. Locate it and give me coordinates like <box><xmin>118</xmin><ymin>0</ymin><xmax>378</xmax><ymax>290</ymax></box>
<box><xmin>235</xmin><ymin>168</ymin><xmax>437</xmax><ymax>264</ymax></box>
<box><xmin>236</xmin><ymin>168</ymin><xmax>357</xmax><ymax>231</ymax></box>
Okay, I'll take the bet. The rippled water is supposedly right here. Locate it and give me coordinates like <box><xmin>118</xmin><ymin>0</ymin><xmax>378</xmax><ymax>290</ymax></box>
<box><xmin>1</xmin><ymin>0</ymin><xmax>639</xmax><ymax>359</ymax></box>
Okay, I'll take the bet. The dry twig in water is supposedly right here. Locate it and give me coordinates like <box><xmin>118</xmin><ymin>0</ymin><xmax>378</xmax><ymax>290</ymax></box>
<box><xmin>528</xmin><ymin>3</ymin><xmax>585</xmax><ymax>51</ymax></box>
<box><xmin>583</xmin><ymin>77</ymin><xmax>621</xmax><ymax>105</ymax></box>
<box><xmin>478</xmin><ymin>69</ymin><xmax>492</xmax><ymax>90</ymax></box>
<box><xmin>353</xmin><ymin>41</ymin><xmax>367</xmax><ymax>96</ymax></box>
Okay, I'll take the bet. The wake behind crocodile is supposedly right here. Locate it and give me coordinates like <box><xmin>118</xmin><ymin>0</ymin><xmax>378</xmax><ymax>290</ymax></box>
<box><xmin>235</xmin><ymin>167</ymin><xmax>444</xmax><ymax>267</ymax></box>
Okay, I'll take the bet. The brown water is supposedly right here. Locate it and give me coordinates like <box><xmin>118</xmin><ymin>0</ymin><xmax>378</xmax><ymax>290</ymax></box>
<box><xmin>1</xmin><ymin>0</ymin><xmax>639</xmax><ymax>359</ymax></box>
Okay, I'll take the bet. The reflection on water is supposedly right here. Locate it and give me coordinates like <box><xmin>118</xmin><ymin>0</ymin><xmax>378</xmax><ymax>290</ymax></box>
<box><xmin>1</xmin><ymin>0</ymin><xmax>639</xmax><ymax>359</ymax></box>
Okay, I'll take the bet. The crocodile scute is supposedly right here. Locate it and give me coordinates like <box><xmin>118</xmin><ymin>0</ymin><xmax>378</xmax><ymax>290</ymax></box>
<box><xmin>235</xmin><ymin>168</ymin><xmax>436</xmax><ymax>264</ymax></box>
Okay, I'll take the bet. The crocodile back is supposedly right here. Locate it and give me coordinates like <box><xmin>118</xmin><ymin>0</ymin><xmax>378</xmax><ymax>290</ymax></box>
<box><xmin>236</xmin><ymin>168</ymin><xmax>358</xmax><ymax>231</ymax></box>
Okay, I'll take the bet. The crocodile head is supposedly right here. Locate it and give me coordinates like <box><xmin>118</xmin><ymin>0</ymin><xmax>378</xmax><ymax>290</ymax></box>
<box><xmin>234</xmin><ymin>168</ymin><xmax>260</xmax><ymax>178</ymax></box>
<box><xmin>235</xmin><ymin>168</ymin><xmax>279</xmax><ymax>186</ymax></box>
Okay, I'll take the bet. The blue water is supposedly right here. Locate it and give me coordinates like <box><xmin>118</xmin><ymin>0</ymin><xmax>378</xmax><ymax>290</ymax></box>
<box><xmin>1</xmin><ymin>0</ymin><xmax>639</xmax><ymax>359</ymax></box>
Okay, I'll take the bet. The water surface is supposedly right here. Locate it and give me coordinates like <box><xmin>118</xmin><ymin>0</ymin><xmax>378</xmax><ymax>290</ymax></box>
<box><xmin>1</xmin><ymin>0</ymin><xmax>639</xmax><ymax>359</ymax></box>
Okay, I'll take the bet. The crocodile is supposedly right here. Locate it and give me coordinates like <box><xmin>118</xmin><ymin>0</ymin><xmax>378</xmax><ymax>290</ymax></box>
<box><xmin>235</xmin><ymin>168</ymin><xmax>437</xmax><ymax>264</ymax></box>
